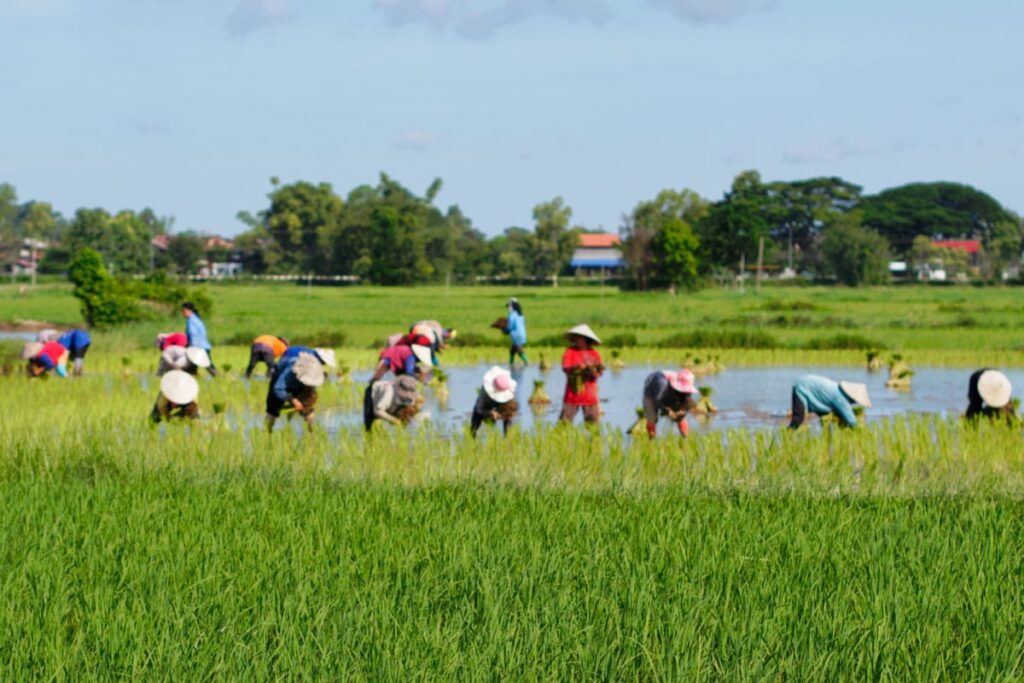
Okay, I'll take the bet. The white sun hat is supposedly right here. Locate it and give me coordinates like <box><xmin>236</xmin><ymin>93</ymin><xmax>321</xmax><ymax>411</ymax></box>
<box><xmin>977</xmin><ymin>370</ymin><xmax>1012</xmax><ymax>408</ymax></box>
<box><xmin>36</xmin><ymin>329</ymin><xmax>59</xmax><ymax>343</ymax></box>
<box><xmin>185</xmin><ymin>347</ymin><xmax>211</xmax><ymax>369</ymax></box>
<box><xmin>411</xmin><ymin>344</ymin><xmax>433</xmax><ymax>366</ymax></box>
<box><xmin>20</xmin><ymin>342</ymin><xmax>43</xmax><ymax>360</ymax></box>
<box><xmin>839</xmin><ymin>380</ymin><xmax>872</xmax><ymax>408</ymax></box>
<box><xmin>293</xmin><ymin>352</ymin><xmax>325</xmax><ymax>387</ymax></box>
<box><xmin>482</xmin><ymin>365</ymin><xmax>517</xmax><ymax>403</ymax></box>
<box><xmin>566</xmin><ymin>324</ymin><xmax>601</xmax><ymax>345</ymax></box>
<box><xmin>314</xmin><ymin>348</ymin><xmax>337</xmax><ymax>368</ymax></box>
<box><xmin>160</xmin><ymin>370</ymin><xmax>200</xmax><ymax>405</ymax></box>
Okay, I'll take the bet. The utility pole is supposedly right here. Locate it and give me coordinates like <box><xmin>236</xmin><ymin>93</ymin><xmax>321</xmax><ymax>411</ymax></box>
<box><xmin>756</xmin><ymin>237</ymin><xmax>765</xmax><ymax>293</ymax></box>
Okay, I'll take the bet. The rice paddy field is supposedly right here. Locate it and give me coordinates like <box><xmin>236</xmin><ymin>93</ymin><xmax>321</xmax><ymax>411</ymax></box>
<box><xmin>2</xmin><ymin>282</ymin><xmax>1024</xmax><ymax>679</ymax></box>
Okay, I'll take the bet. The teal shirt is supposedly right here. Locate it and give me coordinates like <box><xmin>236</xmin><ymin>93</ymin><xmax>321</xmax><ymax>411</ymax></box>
<box><xmin>794</xmin><ymin>375</ymin><xmax>858</xmax><ymax>427</ymax></box>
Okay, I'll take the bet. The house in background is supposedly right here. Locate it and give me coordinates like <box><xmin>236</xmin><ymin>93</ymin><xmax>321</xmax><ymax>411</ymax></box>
<box><xmin>931</xmin><ymin>239</ymin><xmax>982</xmax><ymax>268</ymax></box>
<box><xmin>570</xmin><ymin>233</ymin><xmax>624</xmax><ymax>276</ymax></box>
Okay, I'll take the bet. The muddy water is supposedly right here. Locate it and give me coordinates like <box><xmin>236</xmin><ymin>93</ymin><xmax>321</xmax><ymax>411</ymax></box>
<box><xmin>313</xmin><ymin>364</ymin><xmax>1024</xmax><ymax>435</ymax></box>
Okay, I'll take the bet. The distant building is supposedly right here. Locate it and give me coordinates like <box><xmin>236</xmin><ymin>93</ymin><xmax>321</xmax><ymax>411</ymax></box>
<box><xmin>570</xmin><ymin>233</ymin><xmax>623</xmax><ymax>275</ymax></box>
<box><xmin>931</xmin><ymin>239</ymin><xmax>982</xmax><ymax>267</ymax></box>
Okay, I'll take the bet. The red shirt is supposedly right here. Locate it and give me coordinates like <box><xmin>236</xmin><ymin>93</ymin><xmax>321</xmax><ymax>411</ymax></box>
<box><xmin>561</xmin><ymin>347</ymin><xmax>603</xmax><ymax>406</ymax></box>
<box><xmin>161</xmin><ymin>332</ymin><xmax>188</xmax><ymax>350</ymax></box>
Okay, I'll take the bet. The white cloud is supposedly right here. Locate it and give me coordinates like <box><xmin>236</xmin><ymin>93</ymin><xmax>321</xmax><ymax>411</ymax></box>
<box><xmin>396</xmin><ymin>130</ymin><xmax>440</xmax><ymax>150</ymax></box>
<box><xmin>373</xmin><ymin>0</ymin><xmax>609</xmax><ymax>39</ymax></box>
<box><xmin>226</xmin><ymin>0</ymin><xmax>297</xmax><ymax>36</ymax></box>
<box><xmin>646</xmin><ymin>0</ymin><xmax>770</xmax><ymax>24</ymax></box>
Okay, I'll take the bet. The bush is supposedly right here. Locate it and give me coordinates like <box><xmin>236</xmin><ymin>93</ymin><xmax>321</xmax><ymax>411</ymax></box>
<box><xmin>604</xmin><ymin>333</ymin><xmax>638</xmax><ymax>348</ymax></box>
<box><xmin>301</xmin><ymin>330</ymin><xmax>349</xmax><ymax>347</ymax></box>
<box><xmin>657</xmin><ymin>329</ymin><xmax>779</xmax><ymax>349</ymax></box>
<box><xmin>448</xmin><ymin>332</ymin><xmax>502</xmax><ymax>348</ymax></box>
<box><xmin>802</xmin><ymin>334</ymin><xmax>886</xmax><ymax>351</ymax></box>
<box><xmin>758</xmin><ymin>300</ymin><xmax>820</xmax><ymax>312</ymax></box>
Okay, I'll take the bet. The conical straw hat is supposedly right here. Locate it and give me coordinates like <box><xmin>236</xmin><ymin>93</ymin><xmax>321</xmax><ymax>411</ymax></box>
<box><xmin>566</xmin><ymin>324</ymin><xmax>601</xmax><ymax>345</ymax></box>
<box><xmin>977</xmin><ymin>370</ymin><xmax>1012</xmax><ymax>408</ymax></box>
<box><xmin>411</xmin><ymin>344</ymin><xmax>433</xmax><ymax>366</ymax></box>
<box><xmin>839</xmin><ymin>380</ymin><xmax>872</xmax><ymax>408</ymax></box>
<box><xmin>160</xmin><ymin>370</ymin><xmax>199</xmax><ymax>405</ymax></box>
<box><xmin>293</xmin><ymin>352</ymin><xmax>325</xmax><ymax>387</ymax></box>
<box><xmin>20</xmin><ymin>342</ymin><xmax>43</xmax><ymax>360</ymax></box>
<box><xmin>185</xmin><ymin>347</ymin><xmax>211</xmax><ymax>368</ymax></box>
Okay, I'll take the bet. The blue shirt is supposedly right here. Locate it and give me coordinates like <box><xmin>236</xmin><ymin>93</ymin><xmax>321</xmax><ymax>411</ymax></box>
<box><xmin>281</xmin><ymin>345</ymin><xmax>317</xmax><ymax>361</ymax></box>
<box><xmin>794</xmin><ymin>375</ymin><xmax>858</xmax><ymax>427</ymax></box>
<box><xmin>507</xmin><ymin>309</ymin><xmax>527</xmax><ymax>346</ymax></box>
<box><xmin>271</xmin><ymin>355</ymin><xmax>306</xmax><ymax>401</ymax></box>
<box><xmin>57</xmin><ymin>329</ymin><xmax>91</xmax><ymax>352</ymax></box>
<box><xmin>186</xmin><ymin>314</ymin><xmax>211</xmax><ymax>350</ymax></box>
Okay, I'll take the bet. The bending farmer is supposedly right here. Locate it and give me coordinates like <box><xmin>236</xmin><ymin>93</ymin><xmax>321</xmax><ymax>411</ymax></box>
<box><xmin>364</xmin><ymin>375</ymin><xmax>421</xmax><ymax>431</ymax></box>
<box><xmin>265</xmin><ymin>351</ymin><xmax>327</xmax><ymax>433</ymax></box>
<box><xmin>966</xmin><ymin>369</ymin><xmax>1016</xmax><ymax>422</ymax></box>
<box><xmin>246</xmin><ymin>335</ymin><xmax>289</xmax><ymax>379</ymax></box>
<box><xmin>151</xmin><ymin>370</ymin><xmax>200</xmax><ymax>423</ymax></box>
<box><xmin>643</xmin><ymin>369</ymin><xmax>697</xmax><ymax>438</ymax></box>
<box><xmin>471</xmin><ymin>366</ymin><xmax>518</xmax><ymax>437</ymax></box>
<box><xmin>789</xmin><ymin>375</ymin><xmax>871</xmax><ymax>429</ymax></box>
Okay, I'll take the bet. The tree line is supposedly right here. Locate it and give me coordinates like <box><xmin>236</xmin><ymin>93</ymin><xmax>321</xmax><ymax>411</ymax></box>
<box><xmin>1</xmin><ymin>171</ymin><xmax>1021</xmax><ymax>288</ymax></box>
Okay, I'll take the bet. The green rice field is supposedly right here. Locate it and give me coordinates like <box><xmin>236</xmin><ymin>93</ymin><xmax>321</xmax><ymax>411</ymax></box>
<box><xmin>1</xmin><ymin>282</ymin><xmax>1024</xmax><ymax>678</ymax></box>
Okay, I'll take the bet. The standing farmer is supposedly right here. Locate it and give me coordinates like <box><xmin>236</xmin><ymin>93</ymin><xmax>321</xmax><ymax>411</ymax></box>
<box><xmin>265</xmin><ymin>351</ymin><xmax>328</xmax><ymax>433</ymax></box>
<box><xmin>57</xmin><ymin>329</ymin><xmax>91</xmax><ymax>376</ymax></box>
<box><xmin>151</xmin><ymin>370</ymin><xmax>201</xmax><ymax>423</ymax></box>
<box><xmin>560</xmin><ymin>324</ymin><xmax>603</xmax><ymax>425</ymax></box>
<box><xmin>23</xmin><ymin>340</ymin><xmax>69</xmax><ymax>378</ymax></box>
<box><xmin>506</xmin><ymin>298</ymin><xmax>528</xmax><ymax>367</ymax></box>
<box><xmin>642</xmin><ymin>369</ymin><xmax>698</xmax><ymax>438</ymax></box>
<box><xmin>788</xmin><ymin>375</ymin><xmax>871</xmax><ymax>429</ymax></box>
<box><xmin>470</xmin><ymin>366</ymin><xmax>518</xmax><ymax>437</ymax></box>
<box><xmin>966</xmin><ymin>369</ymin><xmax>1016</xmax><ymax>422</ymax></box>
<box><xmin>245</xmin><ymin>335</ymin><xmax>289</xmax><ymax>379</ymax></box>
<box><xmin>182</xmin><ymin>302</ymin><xmax>216</xmax><ymax>377</ymax></box>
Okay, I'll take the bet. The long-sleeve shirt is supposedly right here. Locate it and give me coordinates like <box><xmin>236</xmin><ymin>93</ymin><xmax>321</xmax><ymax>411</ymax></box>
<box><xmin>642</xmin><ymin>371</ymin><xmax>694</xmax><ymax>422</ymax></box>
<box><xmin>562</xmin><ymin>347</ymin><xmax>602</xmax><ymax>406</ymax></box>
<box><xmin>34</xmin><ymin>341</ymin><xmax>68</xmax><ymax>370</ymax></box>
<box><xmin>160</xmin><ymin>332</ymin><xmax>188</xmax><ymax>350</ymax></box>
<box><xmin>254</xmin><ymin>335</ymin><xmax>288</xmax><ymax>358</ymax></box>
<box><xmin>185</xmin><ymin>315</ymin><xmax>211</xmax><ymax>350</ymax></box>
<box><xmin>280</xmin><ymin>345</ymin><xmax>317</xmax><ymax>361</ymax></box>
<box><xmin>271</xmin><ymin>355</ymin><xmax>306</xmax><ymax>402</ymax></box>
<box><xmin>158</xmin><ymin>346</ymin><xmax>194</xmax><ymax>375</ymax></box>
<box><xmin>793</xmin><ymin>375</ymin><xmax>858</xmax><ymax>427</ymax></box>
<box><xmin>506</xmin><ymin>310</ymin><xmax>527</xmax><ymax>346</ymax></box>
<box><xmin>378</xmin><ymin>345</ymin><xmax>418</xmax><ymax>377</ymax></box>
<box><xmin>57</xmin><ymin>329</ymin><xmax>91</xmax><ymax>352</ymax></box>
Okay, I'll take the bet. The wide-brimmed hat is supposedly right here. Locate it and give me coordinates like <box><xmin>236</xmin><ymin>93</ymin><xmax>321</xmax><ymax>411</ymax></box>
<box><xmin>666</xmin><ymin>368</ymin><xmax>696</xmax><ymax>394</ymax></box>
<box><xmin>185</xmin><ymin>347</ymin><xmax>211</xmax><ymax>369</ymax></box>
<box><xmin>36</xmin><ymin>329</ymin><xmax>58</xmax><ymax>343</ymax></box>
<box><xmin>160</xmin><ymin>370</ymin><xmax>199</xmax><ymax>405</ymax></box>
<box><xmin>20</xmin><ymin>342</ymin><xmax>43</xmax><ymax>360</ymax></box>
<box><xmin>293</xmin><ymin>352</ymin><xmax>325</xmax><ymax>387</ymax></box>
<box><xmin>411</xmin><ymin>344</ymin><xmax>433</xmax><ymax>366</ymax></box>
<box><xmin>314</xmin><ymin>348</ymin><xmax>336</xmax><ymax>368</ymax></box>
<box><xmin>977</xmin><ymin>370</ymin><xmax>1012</xmax><ymax>408</ymax></box>
<box><xmin>566</xmin><ymin>324</ymin><xmax>601</xmax><ymax>345</ymax></box>
<box><xmin>394</xmin><ymin>375</ymin><xmax>419</xmax><ymax>406</ymax></box>
<box><xmin>483</xmin><ymin>365</ymin><xmax>517</xmax><ymax>403</ymax></box>
<box><xmin>839</xmin><ymin>380</ymin><xmax>872</xmax><ymax>408</ymax></box>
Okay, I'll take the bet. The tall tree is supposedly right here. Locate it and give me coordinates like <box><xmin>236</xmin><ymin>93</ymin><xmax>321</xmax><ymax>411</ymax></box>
<box><xmin>529</xmin><ymin>197</ymin><xmax>579</xmax><ymax>282</ymax></box>
<box><xmin>167</xmin><ymin>232</ymin><xmax>206</xmax><ymax>275</ymax></box>
<box><xmin>820</xmin><ymin>211</ymin><xmax>891</xmax><ymax>286</ymax></box>
<box><xmin>264</xmin><ymin>178</ymin><xmax>344</xmax><ymax>274</ymax></box>
<box><xmin>621</xmin><ymin>188</ymin><xmax>708</xmax><ymax>290</ymax></box>
<box><xmin>697</xmin><ymin>170</ymin><xmax>773</xmax><ymax>274</ymax></box>
<box><xmin>764</xmin><ymin>177</ymin><xmax>862</xmax><ymax>271</ymax></box>
<box><xmin>652</xmin><ymin>217</ymin><xmax>701</xmax><ymax>290</ymax></box>
<box><xmin>20</xmin><ymin>202</ymin><xmax>57</xmax><ymax>286</ymax></box>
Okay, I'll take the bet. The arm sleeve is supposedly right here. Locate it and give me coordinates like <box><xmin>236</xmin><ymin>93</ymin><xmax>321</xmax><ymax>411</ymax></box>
<box><xmin>561</xmin><ymin>350</ymin><xmax>575</xmax><ymax>372</ymax></box>
<box><xmin>833</xmin><ymin>395</ymin><xmax>858</xmax><ymax>427</ymax></box>
<box><xmin>403</xmin><ymin>355</ymin><xmax>417</xmax><ymax>376</ymax></box>
<box><xmin>271</xmin><ymin>366</ymin><xmax>294</xmax><ymax>401</ymax></box>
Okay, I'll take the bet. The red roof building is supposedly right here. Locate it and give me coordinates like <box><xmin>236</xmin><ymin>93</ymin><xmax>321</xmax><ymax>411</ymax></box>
<box><xmin>571</xmin><ymin>233</ymin><xmax>623</xmax><ymax>271</ymax></box>
<box><xmin>931</xmin><ymin>239</ymin><xmax>981</xmax><ymax>254</ymax></box>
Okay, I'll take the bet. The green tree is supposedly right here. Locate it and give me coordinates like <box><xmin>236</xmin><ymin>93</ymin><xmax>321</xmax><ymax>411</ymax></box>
<box><xmin>621</xmin><ymin>188</ymin><xmax>708</xmax><ymax>290</ymax></box>
<box><xmin>697</xmin><ymin>170</ymin><xmax>773</xmax><ymax>275</ymax></box>
<box><xmin>20</xmin><ymin>202</ymin><xmax>57</xmax><ymax>286</ymax></box>
<box><xmin>265</xmin><ymin>179</ymin><xmax>344</xmax><ymax>274</ymax></box>
<box><xmin>529</xmin><ymin>197</ymin><xmax>579</xmax><ymax>282</ymax></box>
<box><xmin>862</xmin><ymin>182</ymin><xmax>1010</xmax><ymax>253</ymax></box>
<box><xmin>0</xmin><ymin>183</ymin><xmax>17</xmax><ymax>244</ymax></box>
<box><xmin>168</xmin><ymin>232</ymin><xmax>206</xmax><ymax>275</ymax></box>
<box><xmin>490</xmin><ymin>227</ymin><xmax>534</xmax><ymax>283</ymax></box>
<box><xmin>652</xmin><ymin>217</ymin><xmax>701</xmax><ymax>290</ymax></box>
<box><xmin>764</xmin><ymin>177</ymin><xmax>862</xmax><ymax>271</ymax></box>
<box><xmin>820</xmin><ymin>212</ymin><xmax>891</xmax><ymax>286</ymax></box>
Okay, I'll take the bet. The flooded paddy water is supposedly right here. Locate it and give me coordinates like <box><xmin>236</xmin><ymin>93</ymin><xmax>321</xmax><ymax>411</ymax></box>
<box><xmin>284</xmin><ymin>364</ymin><xmax>1024</xmax><ymax>436</ymax></box>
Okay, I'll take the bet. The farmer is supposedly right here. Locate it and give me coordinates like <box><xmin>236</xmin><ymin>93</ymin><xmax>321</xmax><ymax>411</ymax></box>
<box><xmin>278</xmin><ymin>345</ymin><xmax>336</xmax><ymax>370</ymax></box>
<box><xmin>506</xmin><ymin>298</ymin><xmax>528</xmax><ymax>366</ymax></box>
<box><xmin>57</xmin><ymin>328</ymin><xmax>91</xmax><ymax>376</ymax></box>
<box><xmin>182</xmin><ymin>302</ymin><xmax>216</xmax><ymax>377</ymax></box>
<box><xmin>966</xmin><ymin>369</ymin><xmax>1016</xmax><ymax>422</ymax></box>
<box><xmin>265</xmin><ymin>351</ymin><xmax>328</xmax><ymax>433</ymax></box>
<box><xmin>470</xmin><ymin>366</ymin><xmax>518</xmax><ymax>437</ymax></box>
<box><xmin>363</xmin><ymin>375</ymin><xmax>421</xmax><ymax>431</ymax></box>
<box><xmin>413</xmin><ymin>320</ymin><xmax>456</xmax><ymax>352</ymax></box>
<box><xmin>245</xmin><ymin>334</ymin><xmax>289</xmax><ymax>379</ymax></box>
<box><xmin>23</xmin><ymin>340</ymin><xmax>69</xmax><ymax>378</ymax></box>
<box><xmin>788</xmin><ymin>375</ymin><xmax>871</xmax><ymax>429</ymax></box>
<box><xmin>642</xmin><ymin>369</ymin><xmax>698</xmax><ymax>438</ymax></box>
<box><xmin>150</xmin><ymin>370</ymin><xmax>200</xmax><ymax>423</ymax></box>
<box><xmin>369</xmin><ymin>340</ymin><xmax>433</xmax><ymax>383</ymax></box>
<box><xmin>560</xmin><ymin>324</ymin><xmax>604</xmax><ymax>425</ymax></box>
<box><xmin>156</xmin><ymin>332</ymin><xmax>188</xmax><ymax>350</ymax></box>
<box><xmin>157</xmin><ymin>345</ymin><xmax>211</xmax><ymax>376</ymax></box>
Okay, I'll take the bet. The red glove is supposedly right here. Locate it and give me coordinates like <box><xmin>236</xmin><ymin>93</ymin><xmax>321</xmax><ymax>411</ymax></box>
<box><xmin>677</xmin><ymin>418</ymin><xmax>689</xmax><ymax>437</ymax></box>
<box><xmin>646</xmin><ymin>421</ymin><xmax>657</xmax><ymax>438</ymax></box>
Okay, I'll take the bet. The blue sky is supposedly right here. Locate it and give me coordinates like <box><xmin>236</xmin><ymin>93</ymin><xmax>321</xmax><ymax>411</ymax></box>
<box><xmin>2</xmin><ymin>0</ymin><xmax>1021</xmax><ymax>236</ymax></box>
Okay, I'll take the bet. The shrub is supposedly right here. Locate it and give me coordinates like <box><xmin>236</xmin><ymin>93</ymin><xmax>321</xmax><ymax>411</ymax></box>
<box><xmin>302</xmin><ymin>330</ymin><xmax>349</xmax><ymax>347</ymax></box>
<box><xmin>758</xmin><ymin>300</ymin><xmax>820</xmax><ymax>312</ymax></box>
<box><xmin>448</xmin><ymin>332</ymin><xmax>502</xmax><ymax>348</ymax></box>
<box><xmin>657</xmin><ymin>329</ymin><xmax>778</xmax><ymax>349</ymax></box>
<box><xmin>604</xmin><ymin>333</ymin><xmax>638</xmax><ymax>348</ymax></box>
<box><xmin>802</xmin><ymin>334</ymin><xmax>886</xmax><ymax>351</ymax></box>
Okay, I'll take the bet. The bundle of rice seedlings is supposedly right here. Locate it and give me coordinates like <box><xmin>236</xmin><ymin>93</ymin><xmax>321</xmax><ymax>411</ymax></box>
<box><xmin>886</xmin><ymin>355</ymin><xmax>913</xmax><ymax>389</ymax></box>
<box><xmin>610</xmin><ymin>349</ymin><xmax>625</xmax><ymax>371</ymax></box>
<box><xmin>529</xmin><ymin>379</ymin><xmax>551</xmax><ymax>405</ymax></box>
<box><xmin>628</xmin><ymin>407</ymin><xmax>647</xmax><ymax>436</ymax></box>
<box><xmin>695</xmin><ymin>386</ymin><xmax>718</xmax><ymax>414</ymax></box>
<box><xmin>866</xmin><ymin>349</ymin><xmax>882</xmax><ymax>372</ymax></box>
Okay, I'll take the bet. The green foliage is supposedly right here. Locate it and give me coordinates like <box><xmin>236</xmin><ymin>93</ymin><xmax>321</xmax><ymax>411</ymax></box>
<box><xmin>621</xmin><ymin>189</ymin><xmax>710</xmax><ymax>291</ymax></box>
<box><xmin>803</xmin><ymin>333</ymin><xmax>886</xmax><ymax>351</ymax></box>
<box><xmin>697</xmin><ymin>170</ymin><xmax>774</xmax><ymax>273</ymax></box>
<box><xmin>862</xmin><ymin>182</ymin><xmax>1011</xmax><ymax>252</ymax></box>
<box><xmin>658</xmin><ymin>329</ymin><xmax>779</xmax><ymax>349</ymax></box>
<box><xmin>652</xmin><ymin>217</ymin><xmax>701</xmax><ymax>290</ymax></box>
<box><xmin>167</xmin><ymin>232</ymin><xmax>205</xmax><ymax>275</ymax></box>
<box><xmin>604</xmin><ymin>333</ymin><xmax>638</xmax><ymax>348</ymax></box>
<box><xmin>530</xmin><ymin>197</ymin><xmax>580</xmax><ymax>280</ymax></box>
<box><xmin>820</xmin><ymin>212</ymin><xmax>891</xmax><ymax>286</ymax></box>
